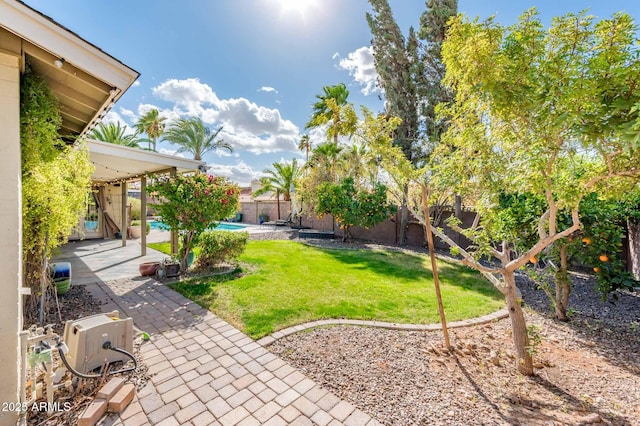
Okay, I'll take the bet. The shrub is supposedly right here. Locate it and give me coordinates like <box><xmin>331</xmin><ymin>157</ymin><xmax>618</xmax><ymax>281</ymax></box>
<box><xmin>130</xmin><ymin>220</ymin><xmax>150</xmax><ymax>235</ymax></box>
<box><xmin>129</xmin><ymin>198</ymin><xmax>142</xmax><ymax>220</ymax></box>
<box><xmin>195</xmin><ymin>231</ymin><xmax>249</xmax><ymax>270</ymax></box>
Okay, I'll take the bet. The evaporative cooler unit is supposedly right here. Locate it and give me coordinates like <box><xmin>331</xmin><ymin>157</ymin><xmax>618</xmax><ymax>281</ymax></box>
<box><xmin>62</xmin><ymin>311</ymin><xmax>133</xmax><ymax>373</ymax></box>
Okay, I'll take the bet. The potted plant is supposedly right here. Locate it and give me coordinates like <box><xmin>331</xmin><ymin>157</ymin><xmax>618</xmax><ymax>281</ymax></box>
<box><xmin>139</xmin><ymin>261</ymin><xmax>160</xmax><ymax>276</ymax></box>
<box><xmin>129</xmin><ymin>220</ymin><xmax>150</xmax><ymax>238</ymax></box>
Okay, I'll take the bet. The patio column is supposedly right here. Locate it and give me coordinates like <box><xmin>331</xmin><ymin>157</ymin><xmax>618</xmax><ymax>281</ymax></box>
<box><xmin>121</xmin><ymin>182</ymin><xmax>127</xmax><ymax>247</ymax></box>
<box><xmin>0</xmin><ymin>51</ymin><xmax>22</xmax><ymax>426</ymax></box>
<box><xmin>170</xmin><ymin>167</ymin><xmax>179</xmax><ymax>256</ymax></box>
<box><xmin>141</xmin><ymin>176</ymin><xmax>147</xmax><ymax>256</ymax></box>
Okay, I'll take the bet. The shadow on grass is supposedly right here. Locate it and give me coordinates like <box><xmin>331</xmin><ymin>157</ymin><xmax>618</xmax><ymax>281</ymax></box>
<box><xmin>308</xmin><ymin>244</ymin><xmax>502</xmax><ymax>300</ymax></box>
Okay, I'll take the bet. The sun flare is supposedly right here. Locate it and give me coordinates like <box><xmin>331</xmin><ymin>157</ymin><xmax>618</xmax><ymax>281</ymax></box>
<box><xmin>274</xmin><ymin>0</ymin><xmax>318</xmax><ymax>17</ymax></box>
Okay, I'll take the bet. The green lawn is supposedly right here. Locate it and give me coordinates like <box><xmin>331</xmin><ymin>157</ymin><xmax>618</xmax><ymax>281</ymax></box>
<box><xmin>148</xmin><ymin>240</ymin><xmax>503</xmax><ymax>338</ymax></box>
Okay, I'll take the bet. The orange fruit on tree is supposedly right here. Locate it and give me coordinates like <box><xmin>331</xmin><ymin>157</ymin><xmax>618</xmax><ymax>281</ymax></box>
<box><xmin>593</xmin><ymin>267</ymin><xmax>600</xmax><ymax>273</ymax></box>
<box><xmin>599</xmin><ymin>255</ymin><xmax>609</xmax><ymax>262</ymax></box>
<box><xmin>529</xmin><ymin>257</ymin><xmax>537</xmax><ymax>264</ymax></box>
<box><xmin>581</xmin><ymin>237</ymin><xmax>591</xmax><ymax>245</ymax></box>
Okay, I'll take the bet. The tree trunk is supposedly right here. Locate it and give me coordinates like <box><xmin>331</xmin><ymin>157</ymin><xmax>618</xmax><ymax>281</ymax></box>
<box><xmin>276</xmin><ymin>189</ymin><xmax>281</xmax><ymax>220</ymax></box>
<box><xmin>554</xmin><ymin>244</ymin><xmax>570</xmax><ymax>321</ymax></box>
<box><xmin>502</xmin><ymin>271</ymin><xmax>534</xmax><ymax>376</ymax></box>
<box><xmin>454</xmin><ymin>194</ymin><xmax>463</xmax><ymax>220</ymax></box>
<box><xmin>399</xmin><ymin>184</ymin><xmax>409</xmax><ymax>246</ymax></box>
<box><xmin>422</xmin><ymin>184</ymin><xmax>450</xmax><ymax>350</ymax></box>
<box><xmin>629</xmin><ymin>218</ymin><xmax>640</xmax><ymax>281</ymax></box>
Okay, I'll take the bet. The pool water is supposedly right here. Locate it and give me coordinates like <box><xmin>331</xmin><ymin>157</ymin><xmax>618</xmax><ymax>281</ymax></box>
<box><xmin>149</xmin><ymin>221</ymin><xmax>248</xmax><ymax>231</ymax></box>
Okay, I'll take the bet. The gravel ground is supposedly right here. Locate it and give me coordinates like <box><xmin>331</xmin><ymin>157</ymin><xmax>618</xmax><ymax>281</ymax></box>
<box><xmin>26</xmin><ymin>285</ymin><xmax>149</xmax><ymax>426</ymax></box>
<box><xmin>268</xmin><ymin>238</ymin><xmax>640</xmax><ymax>426</ymax></box>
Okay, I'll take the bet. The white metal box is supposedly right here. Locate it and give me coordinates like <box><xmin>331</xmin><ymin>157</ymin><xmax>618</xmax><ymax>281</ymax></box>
<box><xmin>62</xmin><ymin>311</ymin><xmax>133</xmax><ymax>373</ymax></box>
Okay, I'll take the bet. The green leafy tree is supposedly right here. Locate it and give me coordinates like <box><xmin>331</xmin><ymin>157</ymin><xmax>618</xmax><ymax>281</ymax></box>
<box><xmin>430</xmin><ymin>9</ymin><xmax>640</xmax><ymax>375</ymax></box>
<box><xmin>367</xmin><ymin>0</ymin><xmax>420</xmax><ymax>245</ymax></box>
<box><xmin>316</xmin><ymin>177</ymin><xmax>396</xmax><ymax>242</ymax></box>
<box><xmin>252</xmin><ymin>160</ymin><xmax>301</xmax><ymax>219</ymax></box>
<box><xmin>20</xmin><ymin>69</ymin><xmax>93</xmax><ymax>320</ymax></box>
<box><xmin>367</xmin><ymin>0</ymin><xmax>458</xmax><ymax>243</ymax></box>
<box><xmin>135</xmin><ymin>108</ymin><xmax>166</xmax><ymax>151</ymax></box>
<box><xmin>164</xmin><ymin>117</ymin><xmax>232</xmax><ymax>160</ymax></box>
<box><xmin>89</xmin><ymin>122</ymin><xmax>141</xmax><ymax>148</ymax></box>
<box><xmin>147</xmin><ymin>173</ymin><xmax>239</xmax><ymax>271</ymax></box>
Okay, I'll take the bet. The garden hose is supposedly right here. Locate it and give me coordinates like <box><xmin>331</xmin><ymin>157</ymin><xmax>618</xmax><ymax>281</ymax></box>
<box><xmin>54</xmin><ymin>340</ymin><xmax>137</xmax><ymax>379</ymax></box>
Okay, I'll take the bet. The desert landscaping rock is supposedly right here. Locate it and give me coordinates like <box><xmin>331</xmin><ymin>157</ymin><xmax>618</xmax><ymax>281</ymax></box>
<box><xmin>270</xmin><ymin>243</ymin><xmax>640</xmax><ymax>426</ymax></box>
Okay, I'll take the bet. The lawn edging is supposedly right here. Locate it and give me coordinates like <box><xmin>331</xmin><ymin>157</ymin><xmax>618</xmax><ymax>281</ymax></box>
<box><xmin>256</xmin><ymin>308</ymin><xmax>509</xmax><ymax>346</ymax></box>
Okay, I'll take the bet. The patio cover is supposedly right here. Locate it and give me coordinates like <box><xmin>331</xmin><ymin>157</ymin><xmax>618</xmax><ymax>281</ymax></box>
<box><xmin>88</xmin><ymin>139</ymin><xmax>205</xmax><ymax>184</ymax></box>
<box><xmin>87</xmin><ymin>139</ymin><xmax>205</xmax><ymax>256</ymax></box>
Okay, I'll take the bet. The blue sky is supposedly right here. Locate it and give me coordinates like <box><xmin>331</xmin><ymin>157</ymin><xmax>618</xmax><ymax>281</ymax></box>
<box><xmin>24</xmin><ymin>0</ymin><xmax>640</xmax><ymax>185</ymax></box>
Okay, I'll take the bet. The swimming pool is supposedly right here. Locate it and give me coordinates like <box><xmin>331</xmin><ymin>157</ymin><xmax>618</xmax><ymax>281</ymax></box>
<box><xmin>149</xmin><ymin>220</ymin><xmax>248</xmax><ymax>231</ymax></box>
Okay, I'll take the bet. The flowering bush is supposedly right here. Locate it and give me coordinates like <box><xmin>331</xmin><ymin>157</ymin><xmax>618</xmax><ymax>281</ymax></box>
<box><xmin>148</xmin><ymin>173</ymin><xmax>239</xmax><ymax>271</ymax></box>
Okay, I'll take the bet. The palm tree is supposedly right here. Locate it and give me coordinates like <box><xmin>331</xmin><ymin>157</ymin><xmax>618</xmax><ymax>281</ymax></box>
<box><xmin>88</xmin><ymin>122</ymin><xmax>141</xmax><ymax>148</ymax></box>
<box><xmin>135</xmin><ymin>108</ymin><xmax>166</xmax><ymax>151</ymax></box>
<box><xmin>308</xmin><ymin>142</ymin><xmax>343</xmax><ymax>183</ymax></box>
<box><xmin>252</xmin><ymin>159</ymin><xmax>300</xmax><ymax>219</ymax></box>
<box><xmin>339</xmin><ymin>143</ymin><xmax>377</xmax><ymax>187</ymax></box>
<box><xmin>163</xmin><ymin>117</ymin><xmax>232</xmax><ymax>161</ymax></box>
<box><xmin>306</xmin><ymin>83</ymin><xmax>351</xmax><ymax>144</ymax></box>
<box><xmin>297</xmin><ymin>134</ymin><xmax>312</xmax><ymax>162</ymax></box>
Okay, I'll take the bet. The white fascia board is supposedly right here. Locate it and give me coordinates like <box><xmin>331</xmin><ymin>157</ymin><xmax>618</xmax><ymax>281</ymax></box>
<box><xmin>87</xmin><ymin>139</ymin><xmax>205</xmax><ymax>173</ymax></box>
<box><xmin>0</xmin><ymin>0</ymin><xmax>139</xmax><ymax>90</ymax></box>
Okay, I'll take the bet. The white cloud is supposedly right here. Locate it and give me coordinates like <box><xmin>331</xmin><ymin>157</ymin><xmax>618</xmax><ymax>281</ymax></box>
<box><xmin>152</xmin><ymin>78</ymin><xmax>220</xmax><ymax>115</ymax></box>
<box><xmin>332</xmin><ymin>52</ymin><xmax>340</xmax><ymax>60</ymax></box>
<box><xmin>203</xmin><ymin>97</ymin><xmax>299</xmax><ymax>154</ymax></box>
<box><xmin>258</xmin><ymin>86</ymin><xmax>278</xmax><ymax>94</ymax></box>
<box><xmin>338</xmin><ymin>46</ymin><xmax>379</xmax><ymax>96</ymax></box>
<box><xmin>101</xmin><ymin>111</ymin><xmax>136</xmax><ymax>135</ymax></box>
<box><xmin>137</xmin><ymin>103</ymin><xmax>182</xmax><ymax>123</ymax></box>
<box><xmin>119</xmin><ymin>107</ymin><xmax>137</xmax><ymax>122</ymax></box>
<box><xmin>145</xmin><ymin>78</ymin><xmax>301</xmax><ymax>155</ymax></box>
<box><xmin>158</xmin><ymin>148</ymin><xmax>186</xmax><ymax>158</ymax></box>
<box><xmin>207</xmin><ymin>161</ymin><xmax>262</xmax><ymax>186</ymax></box>
<box><xmin>132</xmin><ymin>81</ymin><xmax>140</xmax><ymax>87</ymax></box>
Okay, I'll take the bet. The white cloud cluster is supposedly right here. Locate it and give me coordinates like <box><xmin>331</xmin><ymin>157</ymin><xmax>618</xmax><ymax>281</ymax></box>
<box><xmin>337</xmin><ymin>46</ymin><xmax>379</xmax><ymax>96</ymax></box>
<box><xmin>101</xmin><ymin>111</ymin><xmax>136</xmax><ymax>135</ymax></box>
<box><xmin>147</xmin><ymin>79</ymin><xmax>300</xmax><ymax>154</ymax></box>
<box><xmin>152</xmin><ymin>78</ymin><xmax>220</xmax><ymax>116</ymax></box>
<box><xmin>258</xmin><ymin>86</ymin><xmax>278</xmax><ymax>94</ymax></box>
<box><xmin>207</xmin><ymin>161</ymin><xmax>263</xmax><ymax>186</ymax></box>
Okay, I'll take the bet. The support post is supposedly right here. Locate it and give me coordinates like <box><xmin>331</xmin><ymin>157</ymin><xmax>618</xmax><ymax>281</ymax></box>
<box><xmin>121</xmin><ymin>182</ymin><xmax>127</xmax><ymax>247</ymax></box>
<box><xmin>141</xmin><ymin>176</ymin><xmax>147</xmax><ymax>256</ymax></box>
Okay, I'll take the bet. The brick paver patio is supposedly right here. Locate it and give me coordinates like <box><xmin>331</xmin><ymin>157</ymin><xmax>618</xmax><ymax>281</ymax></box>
<box><xmin>83</xmin><ymin>276</ymin><xmax>380</xmax><ymax>426</ymax></box>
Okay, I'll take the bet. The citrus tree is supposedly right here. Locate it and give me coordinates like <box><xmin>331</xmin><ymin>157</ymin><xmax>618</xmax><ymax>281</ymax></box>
<box><xmin>147</xmin><ymin>173</ymin><xmax>239</xmax><ymax>271</ymax></box>
<box><xmin>381</xmin><ymin>9</ymin><xmax>640</xmax><ymax>376</ymax></box>
<box><xmin>316</xmin><ymin>177</ymin><xmax>395</xmax><ymax>242</ymax></box>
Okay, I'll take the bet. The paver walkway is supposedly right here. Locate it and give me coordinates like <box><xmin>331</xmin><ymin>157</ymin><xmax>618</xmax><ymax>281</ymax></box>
<box><xmin>84</xmin><ymin>277</ymin><xmax>380</xmax><ymax>426</ymax></box>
